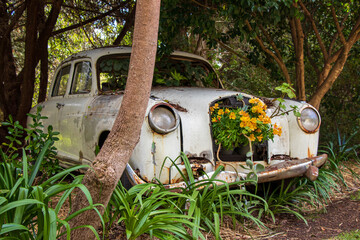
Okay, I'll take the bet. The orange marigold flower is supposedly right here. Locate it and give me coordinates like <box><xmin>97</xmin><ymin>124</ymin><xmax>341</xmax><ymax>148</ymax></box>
<box><xmin>229</xmin><ymin>112</ymin><xmax>236</xmax><ymax>120</ymax></box>
<box><xmin>257</xmin><ymin>135</ymin><xmax>263</xmax><ymax>142</ymax></box>
<box><xmin>214</xmin><ymin>103</ymin><xmax>219</xmax><ymax>109</ymax></box>
<box><xmin>210</xmin><ymin>107</ymin><xmax>214</xmax><ymax>113</ymax></box>
<box><xmin>240</xmin><ymin>116</ymin><xmax>250</xmax><ymax>122</ymax></box>
<box><xmin>273</xmin><ymin>123</ymin><xmax>282</xmax><ymax>136</ymax></box>
<box><xmin>249</xmin><ymin>134</ymin><xmax>255</xmax><ymax>142</ymax></box>
<box><xmin>249</xmin><ymin>98</ymin><xmax>256</xmax><ymax>104</ymax></box>
<box><xmin>239</xmin><ymin>110</ymin><xmax>247</xmax><ymax>116</ymax></box>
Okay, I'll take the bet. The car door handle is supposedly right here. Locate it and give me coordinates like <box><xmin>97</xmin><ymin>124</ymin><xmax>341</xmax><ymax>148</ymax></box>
<box><xmin>56</xmin><ymin>103</ymin><xmax>65</xmax><ymax>109</ymax></box>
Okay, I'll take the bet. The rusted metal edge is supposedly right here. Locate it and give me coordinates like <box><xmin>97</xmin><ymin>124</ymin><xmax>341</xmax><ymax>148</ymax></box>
<box><xmin>125</xmin><ymin>154</ymin><xmax>328</xmax><ymax>188</ymax></box>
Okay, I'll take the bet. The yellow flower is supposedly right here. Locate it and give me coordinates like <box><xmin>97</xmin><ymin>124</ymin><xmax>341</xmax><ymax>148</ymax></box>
<box><xmin>257</xmin><ymin>134</ymin><xmax>263</xmax><ymax>142</ymax></box>
<box><xmin>217</xmin><ymin>116</ymin><xmax>222</xmax><ymax>121</ymax></box>
<box><xmin>249</xmin><ymin>134</ymin><xmax>255</xmax><ymax>142</ymax></box>
<box><xmin>214</xmin><ymin>103</ymin><xmax>219</xmax><ymax>109</ymax></box>
<box><xmin>210</xmin><ymin>107</ymin><xmax>214</xmax><ymax>113</ymax></box>
<box><xmin>239</xmin><ymin>110</ymin><xmax>247</xmax><ymax>116</ymax></box>
<box><xmin>229</xmin><ymin>112</ymin><xmax>236</xmax><ymax>120</ymax></box>
<box><xmin>218</xmin><ymin>109</ymin><xmax>224</xmax><ymax>115</ymax></box>
<box><xmin>273</xmin><ymin>123</ymin><xmax>282</xmax><ymax>136</ymax></box>
<box><xmin>211</xmin><ymin>117</ymin><xmax>217</xmax><ymax>122</ymax></box>
<box><xmin>225</xmin><ymin>108</ymin><xmax>230</xmax><ymax>114</ymax></box>
<box><xmin>240</xmin><ymin>116</ymin><xmax>250</xmax><ymax>123</ymax></box>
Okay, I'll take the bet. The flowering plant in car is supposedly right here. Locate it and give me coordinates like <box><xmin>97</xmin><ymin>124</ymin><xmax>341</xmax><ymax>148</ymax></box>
<box><xmin>211</xmin><ymin>97</ymin><xmax>282</xmax><ymax>151</ymax></box>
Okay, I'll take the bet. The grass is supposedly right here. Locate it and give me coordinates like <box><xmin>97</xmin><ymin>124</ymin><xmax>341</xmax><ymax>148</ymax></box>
<box><xmin>0</xmin><ymin>146</ymin><xmax>103</xmax><ymax>240</ymax></box>
<box><xmin>105</xmin><ymin>153</ymin><xmax>270</xmax><ymax>239</ymax></box>
<box><xmin>333</xmin><ymin>229</ymin><xmax>360</xmax><ymax>239</ymax></box>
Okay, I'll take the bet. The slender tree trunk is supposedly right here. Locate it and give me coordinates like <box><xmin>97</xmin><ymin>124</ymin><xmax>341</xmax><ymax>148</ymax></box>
<box><xmin>0</xmin><ymin>2</ymin><xmax>20</xmax><ymax>120</ymax></box>
<box><xmin>16</xmin><ymin>0</ymin><xmax>40</xmax><ymax>126</ymax></box>
<box><xmin>38</xmin><ymin>44</ymin><xmax>48</xmax><ymax>103</ymax></box>
<box><xmin>294</xmin><ymin>18</ymin><xmax>306</xmax><ymax>101</ymax></box>
<box><xmin>65</xmin><ymin>1</ymin><xmax>161</xmax><ymax>239</ymax></box>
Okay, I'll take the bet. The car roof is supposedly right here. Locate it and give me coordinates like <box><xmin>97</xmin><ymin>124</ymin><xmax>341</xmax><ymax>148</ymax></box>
<box><xmin>62</xmin><ymin>46</ymin><xmax>211</xmax><ymax>64</ymax></box>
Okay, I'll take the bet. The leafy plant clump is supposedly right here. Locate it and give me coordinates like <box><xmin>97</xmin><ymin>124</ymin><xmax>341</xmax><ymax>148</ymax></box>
<box><xmin>0</xmin><ymin>145</ymin><xmax>103</xmax><ymax>239</ymax></box>
<box><xmin>106</xmin><ymin>154</ymin><xmax>269</xmax><ymax>240</ymax></box>
<box><xmin>0</xmin><ymin>110</ymin><xmax>104</xmax><ymax>239</ymax></box>
<box><xmin>1</xmin><ymin>107</ymin><xmax>61</xmax><ymax>180</ymax></box>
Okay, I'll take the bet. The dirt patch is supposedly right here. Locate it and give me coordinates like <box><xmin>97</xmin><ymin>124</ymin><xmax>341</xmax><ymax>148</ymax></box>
<box><xmin>259</xmin><ymin>161</ymin><xmax>360</xmax><ymax>240</ymax></box>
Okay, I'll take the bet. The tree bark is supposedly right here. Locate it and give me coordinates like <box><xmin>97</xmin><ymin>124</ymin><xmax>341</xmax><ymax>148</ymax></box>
<box><xmin>38</xmin><ymin>44</ymin><xmax>48</xmax><ymax>103</ymax></box>
<box><xmin>16</xmin><ymin>0</ymin><xmax>40</xmax><ymax>126</ymax></box>
<box><xmin>65</xmin><ymin>0</ymin><xmax>161</xmax><ymax>239</ymax></box>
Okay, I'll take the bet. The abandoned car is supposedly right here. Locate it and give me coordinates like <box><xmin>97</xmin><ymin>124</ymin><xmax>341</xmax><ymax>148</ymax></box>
<box><xmin>28</xmin><ymin>46</ymin><xmax>327</xmax><ymax>187</ymax></box>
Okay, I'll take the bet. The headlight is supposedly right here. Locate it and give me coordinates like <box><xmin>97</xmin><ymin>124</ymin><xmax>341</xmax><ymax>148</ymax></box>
<box><xmin>297</xmin><ymin>106</ymin><xmax>321</xmax><ymax>133</ymax></box>
<box><xmin>148</xmin><ymin>103</ymin><xmax>180</xmax><ymax>134</ymax></box>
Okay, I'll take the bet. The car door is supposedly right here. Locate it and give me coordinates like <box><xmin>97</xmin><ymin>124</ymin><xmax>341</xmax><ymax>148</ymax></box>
<box><xmin>40</xmin><ymin>64</ymin><xmax>71</xmax><ymax>152</ymax></box>
<box><xmin>57</xmin><ymin>60</ymin><xmax>94</xmax><ymax>165</ymax></box>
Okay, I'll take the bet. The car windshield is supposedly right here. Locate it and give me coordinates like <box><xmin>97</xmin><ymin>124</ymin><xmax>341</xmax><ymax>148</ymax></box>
<box><xmin>97</xmin><ymin>54</ymin><xmax>219</xmax><ymax>93</ymax></box>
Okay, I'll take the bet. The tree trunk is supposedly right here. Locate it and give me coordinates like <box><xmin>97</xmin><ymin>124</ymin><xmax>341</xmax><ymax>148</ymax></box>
<box><xmin>38</xmin><ymin>44</ymin><xmax>48</xmax><ymax>103</ymax></box>
<box><xmin>16</xmin><ymin>0</ymin><xmax>40</xmax><ymax>126</ymax></box>
<box><xmin>65</xmin><ymin>0</ymin><xmax>161</xmax><ymax>239</ymax></box>
<box><xmin>0</xmin><ymin>2</ymin><xmax>20</xmax><ymax>121</ymax></box>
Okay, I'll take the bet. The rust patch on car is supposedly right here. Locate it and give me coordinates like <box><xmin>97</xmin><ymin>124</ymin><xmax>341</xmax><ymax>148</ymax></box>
<box><xmin>168</xmin><ymin>103</ymin><xmax>188</xmax><ymax>112</ymax></box>
<box><xmin>188</xmin><ymin>157</ymin><xmax>212</xmax><ymax>164</ymax></box>
<box><xmin>270</xmin><ymin>154</ymin><xmax>293</xmax><ymax>161</ymax></box>
<box><xmin>132</xmin><ymin>173</ymin><xmax>146</xmax><ymax>184</ymax></box>
<box><xmin>265</xmin><ymin>159</ymin><xmax>309</xmax><ymax>172</ymax></box>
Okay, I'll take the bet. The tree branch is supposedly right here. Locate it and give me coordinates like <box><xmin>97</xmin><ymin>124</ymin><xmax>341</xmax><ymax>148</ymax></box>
<box><xmin>189</xmin><ymin>0</ymin><xmax>217</xmax><ymax>10</ymax></box>
<box><xmin>329</xmin><ymin>11</ymin><xmax>350</xmax><ymax>55</ymax></box>
<box><xmin>5</xmin><ymin>2</ymin><xmax>26</xmax><ymax>36</ymax></box>
<box><xmin>347</xmin><ymin>15</ymin><xmax>360</xmax><ymax>45</ymax></box>
<box><xmin>258</xmin><ymin>24</ymin><xmax>282</xmax><ymax>59</ymax></box>
<box><xmin>113</xmin><ymin>5</ymin><xmax>136</xmax><ymax>45</ymax></box>
<box><xmin>51</xmin><ymin>4</ymin><xmax>123</xmax><ymax>36</ymax></box>
<box><xmin>217</xmin><ymin>40</ymin><xmax>271</xmax><ymax>74</ymax></box>
<box><xmin>245</xmin><ymin>20</ymin><xmax>291</xmax><ymax>84</ymax></box>
<box><xmin>304</xmin><ymin>37</ymin><xmax>320</xmax><ymax>76</ymax></box>
<box><xmin>298</xmin><ymin>0</ymin><xmax>328</xmax><ymax>60</ymax></box>
<box><xmin>330</xmin><ymin>6</ymin><xmax>347</xmax><ymax>45</ymax></box>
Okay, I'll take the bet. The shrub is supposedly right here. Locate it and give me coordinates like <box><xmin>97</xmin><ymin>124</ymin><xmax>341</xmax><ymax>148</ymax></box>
<box><xmin>0</xmin><ymin>147</ymin><xmax>102</xmax><ymax>239</ymax></box>
<box><xmin>1</xmin><ymin>107</ymin><xmax>61</xmax><ymax>179</ymax></box>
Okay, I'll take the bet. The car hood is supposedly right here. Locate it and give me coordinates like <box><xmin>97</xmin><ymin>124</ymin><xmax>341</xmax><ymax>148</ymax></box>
<box><xmin>150</xmin><ymin>87</ymin><xmax>253</xmax><ymax>110</ymax></box>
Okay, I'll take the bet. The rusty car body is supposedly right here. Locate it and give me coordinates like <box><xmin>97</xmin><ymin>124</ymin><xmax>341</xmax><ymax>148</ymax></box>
<box><xmin>29</xmin><ymin>46</ymin><xmax>327</xmax><ymax>187</ymax></box>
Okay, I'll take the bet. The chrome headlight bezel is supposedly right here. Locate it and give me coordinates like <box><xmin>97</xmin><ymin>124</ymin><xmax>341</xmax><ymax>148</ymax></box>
<box><xmin>148</xmin><ymin>103</ymin><xmax>180</xmax><ymax>134</ymax></box>
<box><xmin>297</xmin><ymin>106</ymin><xmax>321</xmax><ymax>133</ymax></box>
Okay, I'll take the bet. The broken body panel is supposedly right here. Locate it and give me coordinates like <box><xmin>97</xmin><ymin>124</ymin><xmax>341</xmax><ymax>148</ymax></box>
<box><xmin>30</xmin><ymin>46</ymin><xmax>327</xmax><ymax>187</ymax></box>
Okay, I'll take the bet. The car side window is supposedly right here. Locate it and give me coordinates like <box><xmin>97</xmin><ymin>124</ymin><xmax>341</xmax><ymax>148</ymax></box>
<box><xmin>52</xmin><ymin>65</ymin><xmax>71</xmax><ymax>96</ymax></box>
<box><xmin>71</xmin><ymin>61</ymin><xmax>92</xmax><ymax>94</ymax></box>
